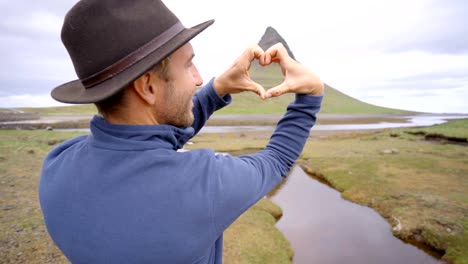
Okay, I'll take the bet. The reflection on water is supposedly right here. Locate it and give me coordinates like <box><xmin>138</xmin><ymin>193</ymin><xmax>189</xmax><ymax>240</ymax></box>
<box><xmin>313</xmin><ymin>115</ymin><xmax>466</xmax><ymax>131</ymax></box>
<box><xmin>54</xmin><ymin>115</ymin><xmax>467</xmax><ymax>133</ymax></box>
<box><xmin>199</xmin><ymin>115</ymin><xmax>467</xmax><ymax>133</ymax></box>
<box><xmin>200</xmin><ymin>126</ymin><xmax>273</xmax><ymax>133</ymax></box>
<box><xmin>269</xmin><ymin>166</ymin><xmax>443</xmax><ymax>264</ymax></box>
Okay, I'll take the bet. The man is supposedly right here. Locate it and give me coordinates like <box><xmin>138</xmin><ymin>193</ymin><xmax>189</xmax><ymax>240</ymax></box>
<box><xmin>39</xmin><ymin>0</ymin><xmax>324</xmax><ymax>263</ymax></box>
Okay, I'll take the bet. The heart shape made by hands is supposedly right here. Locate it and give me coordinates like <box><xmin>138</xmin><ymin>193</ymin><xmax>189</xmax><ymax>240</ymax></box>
<box><xmin>214</xmin><ymin>43</ymin><xmax>323</xmax><ymax>100</ymax></box>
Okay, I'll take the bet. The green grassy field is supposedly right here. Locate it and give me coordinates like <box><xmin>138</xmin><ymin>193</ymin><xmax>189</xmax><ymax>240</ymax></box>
<box><xmin>0</xmin><ymin>130</ymin><xmax>292</xmax><ymax>263</ymax></box>
<box><xmin>0</xmin><ymin>131</ymin><xmax>83</xmax><ymax>263</ymax></box>
<box><xmin>17</xmin><ymin>104</ymin><xmax>98</xmax><ymax>116</ymax></box>
<box><xmin>405</xmin><ymin>119</ymin><xmax>468</xmax><ymax>138</ymax></box>
<box><xmin>223</xmin><ymin>199</ymin><xmax>293</xmax><ymax>264</ymax></box>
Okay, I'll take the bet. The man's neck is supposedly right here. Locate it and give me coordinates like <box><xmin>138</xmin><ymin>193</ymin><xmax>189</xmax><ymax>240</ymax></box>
<box><xmin>102</xmin><ymin>108</ymin><xmax>159</xmax><ymax>125</ymax></box>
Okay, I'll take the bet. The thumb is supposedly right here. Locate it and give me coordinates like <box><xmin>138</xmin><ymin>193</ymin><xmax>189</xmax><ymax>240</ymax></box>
<box><xmin>248</xmin><ymin>80</ymin><xmax>266</xmax><ymax>99</ymax></box>
<box><xmin>266</xmin><ymin>82</ymin><xmax>290</xmax><ymax>98</ymax></box>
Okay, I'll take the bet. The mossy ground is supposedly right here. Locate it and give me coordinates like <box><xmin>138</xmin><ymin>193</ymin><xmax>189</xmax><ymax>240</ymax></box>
<box><xmin>0</xmin><ymin>130</ymin><xmax>82</xmax><ymax>263</ymax></box>
<box><xmin>0</xmin><ymin>130</ymin><xmax>291</xmax><ymax>263</ymax></box>
<box><xmin>223</xmin><ymin>199</ymin><xmax>293</xmax><ymax>264</ymax></box>
<box><xmin>298</xmin><ymin>119</ymin><xmax>468</xmax><ymax>264</ymax></box>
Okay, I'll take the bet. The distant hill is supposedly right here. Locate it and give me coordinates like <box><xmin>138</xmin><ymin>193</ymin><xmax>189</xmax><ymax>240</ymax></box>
<box><xmin>18</xmin><ymin>27</ymin><xmax>413</xmax><ymax>116</ymax></box>
<box><xmin>19</xmin><ymin>104</ymin><xmax>97</xmax><ymax>116</ymax></box>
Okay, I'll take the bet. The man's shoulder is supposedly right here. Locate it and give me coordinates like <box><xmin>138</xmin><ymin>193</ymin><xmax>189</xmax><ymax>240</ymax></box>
<box><xmin>44</xmin><ymin>134</ymin><xmax>89</xmax><ymax>162</ymax></box>
<box><xmin>57</xmin><ymin>134</ymin><xmax>89</xmax><ymax>149</ymax></box>
<box><xmin>175</xmin><ymin>148</ymin><xmax>233</xmax><ymax>167</ymax></box>
<box><xmin>176</xmin><ymin>147</ymin><xmax>217</xmax><ymax>158</ymax></box>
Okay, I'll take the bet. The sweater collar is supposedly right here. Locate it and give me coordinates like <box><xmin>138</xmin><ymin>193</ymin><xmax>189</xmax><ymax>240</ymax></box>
<box><xmin>89</xmin><ymin>115</ymin><xmax>194</xmax><ymax>151</ymax></box>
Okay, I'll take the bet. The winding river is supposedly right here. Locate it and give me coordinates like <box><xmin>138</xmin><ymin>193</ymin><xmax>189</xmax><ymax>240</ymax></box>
<box><xmin>269</xmin><ymin>166</ymin><xmax>443</xmax><ymax>264</ymax></box>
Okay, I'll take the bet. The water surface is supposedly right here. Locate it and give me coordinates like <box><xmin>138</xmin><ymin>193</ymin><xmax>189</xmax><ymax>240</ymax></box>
<box><xmin>269</xmin><ymin>166</ymin><xmax>442</xmax><ymax>264</ymax></box>
<box><xmin>54</xmin><ymin>114</ymin><xmax>467</xmax><ymax>133</ymax></box>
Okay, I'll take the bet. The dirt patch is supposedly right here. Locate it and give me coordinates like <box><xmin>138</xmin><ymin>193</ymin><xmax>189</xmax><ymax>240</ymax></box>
<box><xmin>0</xmin><ymin>112</ymin><xmax>39</xmax><ymax>122</ymax></box>
<box><xmin>0</xmin><ymin>120</ymin><xmax>91</xmax><ymax>130</ymax></box>
<box><xmin>405</xmin><ymin>131</ymin><xmax>468</xmax><ymax>146</ymax></box>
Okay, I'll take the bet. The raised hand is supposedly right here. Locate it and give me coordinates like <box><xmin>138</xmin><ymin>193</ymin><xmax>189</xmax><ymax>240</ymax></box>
<box><xmin>264</xmin><ymin>43</ymin><xmax>324</xmax><ymax>98</ymax></box>
<box><xmin>213</xmin><ymin>45</ymin><xmax>268</xmax><ymax>99</ymax></box>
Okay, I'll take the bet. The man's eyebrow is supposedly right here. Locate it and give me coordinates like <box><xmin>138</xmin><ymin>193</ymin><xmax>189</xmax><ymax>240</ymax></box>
<box><xmin>186</xmin><ymin>53</ymin><xmax>195</xmax><ymax>64</ymax></box>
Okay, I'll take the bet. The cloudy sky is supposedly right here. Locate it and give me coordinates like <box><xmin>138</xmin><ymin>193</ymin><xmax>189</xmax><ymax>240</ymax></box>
<box><xmin>1</xmin><ymin>0</ymin><xmax>467</xmax><ymax>113</ymax></box>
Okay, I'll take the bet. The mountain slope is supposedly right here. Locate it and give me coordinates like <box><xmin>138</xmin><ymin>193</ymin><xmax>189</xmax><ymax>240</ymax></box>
<box><xmin>258</xmin><ymin>27</ymin><xmax>296</xmax><ymax>60</ymax></box>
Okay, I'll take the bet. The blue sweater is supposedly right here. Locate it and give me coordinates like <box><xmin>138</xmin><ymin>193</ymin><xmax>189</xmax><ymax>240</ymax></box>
<box><xmin>39</xmin><ymin>79</ymin><xmax>323</xmax><ymax>263</ymax></box>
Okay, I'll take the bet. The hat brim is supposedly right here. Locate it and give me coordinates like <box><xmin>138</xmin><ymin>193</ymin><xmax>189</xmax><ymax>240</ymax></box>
<box><xmin>51</xmin><ymin>19</ymin><xmax>214</xmax><ymax>104</ymax></box>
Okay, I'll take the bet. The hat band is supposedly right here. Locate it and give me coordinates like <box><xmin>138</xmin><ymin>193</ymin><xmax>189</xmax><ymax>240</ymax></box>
<box><xmin>82</xmin><ymin>22</ymin><xmax>185</xmax><ymax>89</ymax></box>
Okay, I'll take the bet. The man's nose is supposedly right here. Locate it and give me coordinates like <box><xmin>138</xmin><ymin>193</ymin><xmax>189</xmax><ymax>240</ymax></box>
<box><xmin>193</xmin><ymin>65</ymin><xmax>203</xmax><ymax>86</ymax></box>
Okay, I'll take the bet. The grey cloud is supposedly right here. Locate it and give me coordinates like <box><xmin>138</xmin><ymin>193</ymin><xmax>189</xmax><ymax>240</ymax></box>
<box><xmin>375</xmin><ymin>79</ymin><xmax>463</xmax><ymax>91</ymax></box>
<box><xmin>380</xmin><ymin>0</ymin><xmax>468</xmax><ymax>54</ymax></box>
<box><xmin>0</xmin><ymin>1</ymin><xmax>77</xmax><ymax>18</ymax></box>
<box><xmin>353</xmin><ymin>71</ymin><xmax>468</xmax><ymax>101</ymax></box>
<box><xmin>362</xmin><ymin>90</ymin><xmax>441</xmax><ymax>98</ymax></box>
<box><xmin>0</xmin><ymin>58</ymin><xmax>74</xmax><ymax>97</ymax></box>
<box><xmin>0</xmin><ymin>78</ymin><xmax>61</xmax><ymax>97</ymax></box>
<box><xmin>388</xmin><ymin>27</ymin><xmax>468</xmax><ymax>55</ymax></box>
<box><xmin>0</xmin><ymin>1</ymin><xmax>76</xmax><ymax>37</ymax></box>
<box><xmin>355</xmin><ymin>64</ymin><xmax>468</xmax><ymax>97</ymax></box>
<box><xmin>390</xmin><ymin>68</ymin><xmax>468</xmax><ymax>83</ymax></box>
<box><xmin>0</xmin><ymin>2</ymin><xmax>76</xmax><ymax>98</ymax></box>
<box><xmin>0</xmin><ymin>34</ymin><xmax>65</xmax><ymax>61</ymax></box>
<box><xmin>0</xmin><ymin>33</ymin><xmax>74</xmax><ymax>83</ymax></box>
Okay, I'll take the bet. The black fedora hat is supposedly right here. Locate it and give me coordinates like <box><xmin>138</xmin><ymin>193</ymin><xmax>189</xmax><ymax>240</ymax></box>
<box><xmin>52</xmin><ymin>0</ymin><xmax>214</xmax><ymax>104</ymax></box>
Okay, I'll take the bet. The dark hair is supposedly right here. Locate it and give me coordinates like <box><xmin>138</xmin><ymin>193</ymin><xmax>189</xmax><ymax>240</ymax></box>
<box><xmin>94</xmin><ymin>87</ymin><xmax>127</xmax><ymax>116</ymax></box>
<box><xmin>152</xmin><ymin>57</ymin><xmax>172</xmax><ymax>81</ymax></box>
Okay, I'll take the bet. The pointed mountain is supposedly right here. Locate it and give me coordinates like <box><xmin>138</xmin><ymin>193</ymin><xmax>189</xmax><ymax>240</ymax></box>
<box><xmin>258</xmin><ymin>26</ymin><xmax>296</xmax><ymax>60</ymax></box>
<box><xmin>222</xmin><ymin>27</ymin><xmax>413</xmax><ymax>115</ymax></box>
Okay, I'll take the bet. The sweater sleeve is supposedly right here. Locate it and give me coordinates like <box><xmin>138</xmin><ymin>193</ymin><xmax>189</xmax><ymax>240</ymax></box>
<box><xmin>210</xmin><ymin>94</ymin><xmax>323</xmax><ymax>234</ymax></box>
<box><xmin>191</xmin><ymin>78</ymin><xmax>232</xmax><ymax>135</ymax></box>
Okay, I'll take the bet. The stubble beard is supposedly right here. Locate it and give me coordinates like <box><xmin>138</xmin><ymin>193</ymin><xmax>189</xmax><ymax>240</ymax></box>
<box><xmin>158</xmin><ymin>82</ymin><xmax>194</xmax><ymax>128</ymax></box>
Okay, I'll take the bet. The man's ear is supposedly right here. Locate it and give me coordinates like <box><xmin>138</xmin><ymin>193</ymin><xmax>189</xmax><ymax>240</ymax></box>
<box><xmin>131</xmin><ymin>71</ymin><xmax>157</xmax><ymax>105</ymax></box>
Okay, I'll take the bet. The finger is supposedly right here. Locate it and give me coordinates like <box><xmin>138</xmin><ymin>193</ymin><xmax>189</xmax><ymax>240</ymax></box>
<box><xmin>264</xmin><ymin>43</ymin><xmax>287</xmax><ymax>61</ymax></box>
<box><xmin>239</xmin><ymin>45</ymin><xmax>264</xmax><ymax>71</ymax></box>
<box><xmin>264</xmin><ymin>43</ymin><xmax>290</xmax><ymax>76</ymax></box>
<box><xmin>247</xmin><ymin>81</ymin><xmax>266</xmax><ymax>99</ymax></box>
<box><xmin>248</xmin><ymin>44</ymin><xmax>265</xmax><ymax>62</ymax></box>
<box><xmin>259</xmin><ymin>52</ymin><xmax>271</xmax><ymax>66</ymax></box>
<box><xmin>266</xmin><ymin>83</ymin><xmax>290</xmax><ymax>98</ymax></box>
